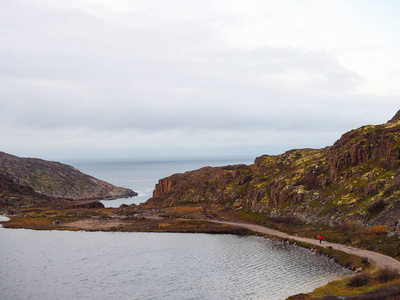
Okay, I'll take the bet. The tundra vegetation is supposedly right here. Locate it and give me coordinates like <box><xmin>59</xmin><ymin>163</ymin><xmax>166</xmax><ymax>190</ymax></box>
<box><xmin>294</xmin><ymin>267</ymin><xmax>400</xmax><ymax>299</ymax></box>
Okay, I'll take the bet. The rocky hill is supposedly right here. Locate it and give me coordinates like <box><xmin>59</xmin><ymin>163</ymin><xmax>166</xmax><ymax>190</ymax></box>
<box><xmin>148</xmin><ymin>110</ymin><xmax>400</xmax><ymax>232</ymax></box>
<box><xmin>0</xmin><ymin>173</ymin><xmax>56</xmax><ymax>206</ymax></box>
<box><xmin>0</xmin><ymin>152</ymin><xmax>137</xmax><ymax>201</ymax></box>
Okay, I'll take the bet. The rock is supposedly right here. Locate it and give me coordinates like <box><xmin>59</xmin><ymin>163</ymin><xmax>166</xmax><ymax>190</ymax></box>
<box><xmin>68</xmin><ymin>201</ymin><xmax>105</xmax><ymax>209</ymax></box>
<box><xmin>146</xmin><ymin>110</ymin><xmax>400</xmax><ymax>232</ymax></box>
<box><xmin>0</xmin><ymin>152</ymin><xmax>137</xmax><ymax>201</ymax></box>
<box><xmin>0</xmin><ymin>173</ymin><xmax>62</xmax><ymax>206</ymax></box>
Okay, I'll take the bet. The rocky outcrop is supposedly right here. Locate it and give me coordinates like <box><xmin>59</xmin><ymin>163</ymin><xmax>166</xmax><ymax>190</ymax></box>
<box><xmin>148</xmin><ymin>110</ymin><xmax>400</xmax><ymax>232</ymax></box>
<box><xmin>150</xmin><ymin>165</ymin><xmax>253</xmax><ymax>206</ymax></box>
<box><xmin>0</xmin><ymin>152</ymin><xmax>138</xmax><ymax>201</ymax></box>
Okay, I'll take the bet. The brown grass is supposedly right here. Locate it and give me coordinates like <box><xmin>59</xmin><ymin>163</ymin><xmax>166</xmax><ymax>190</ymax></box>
<box><xmin>350</xmin><ymin>281</ymin><xmax>400</xmax><ymax>299</ymax></box>
<box><xmin>365</xmin><ymin>225</ymin><xmax>388</xmax><ymax>235</ymax></box>
<box><xmin>347</xmin><ymin>273</ymin><xmax>371</xmax><ymax>287</ymax></box>
<box><xmin>376</xmin><ymin>267</ymin><xmax>400</xmax><ymax>284</ymax></box>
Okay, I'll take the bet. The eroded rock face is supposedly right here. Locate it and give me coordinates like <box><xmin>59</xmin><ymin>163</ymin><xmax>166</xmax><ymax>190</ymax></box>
<box><xmin>148</xmin><ymin>110</ymin><xmax>400</xmax><ymax>232</ymax></box>
<box><xmin>0</xmin><ymin>152</ymin><xmax>137</xmax><ymax>201</ymax></box>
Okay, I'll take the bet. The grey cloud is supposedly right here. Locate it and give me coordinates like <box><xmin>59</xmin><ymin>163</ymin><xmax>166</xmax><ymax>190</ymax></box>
<box><xmin>0</xmin><ymin>59</ymin><xmax>363</xmax><ymax>134</ymax></box>
<box><xmin>1</xmin><ymin>1</ymin><xmax>398</xmax><ymax>160</ymax></box>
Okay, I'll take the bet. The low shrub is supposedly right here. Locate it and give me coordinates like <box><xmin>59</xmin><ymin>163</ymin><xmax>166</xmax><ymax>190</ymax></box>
<box><xmin>376</xmin><ymin>267</ymin><xmax>399</xmax><ymax>283</ymax></box>
<box><xmin>365</xmin><ymin>225</ymin><xmax>388</xmax><ymax>235</ymax></box>
<box><xmin>347</xmin><ymin>273</ymin><xmax>371</xmax><ymax>287</ymax></box>
<box><xmin>350</xmin><ymin>282</ymin><xmax>400</xmax><ymax>299</ymax></box>
<box><xmin>361</xmin><ymin>257</ymin><xmax>369</xmax><ymax>265</ymax></box>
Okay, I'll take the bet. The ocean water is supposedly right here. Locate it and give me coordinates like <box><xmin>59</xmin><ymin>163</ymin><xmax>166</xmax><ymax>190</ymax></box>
<box><xmin>0</xmin><ymin>158</ymin><xmax>352</xmax><ymax>299</ymax></box>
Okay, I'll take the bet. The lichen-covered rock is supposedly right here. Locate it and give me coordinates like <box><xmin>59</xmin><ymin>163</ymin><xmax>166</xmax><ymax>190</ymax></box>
<box><xmin>148</xmin><ymin>110</ymin><xmax>400</xmax><ymax>232</ymax></box>
<box><xmin>0</xmin><ymin>173</ymin><xmax>55</xmax><ymax>206</ymax></box>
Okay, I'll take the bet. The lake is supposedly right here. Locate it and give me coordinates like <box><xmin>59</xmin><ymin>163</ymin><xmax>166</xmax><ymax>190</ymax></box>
<box><xmin>0</xmin><ymin>228</ymin><xmax>351</xmax><ymax>300</ymax></box>
<box><xmin>0</xmin><ymin>158</ymin><xmax>351</xmax><ymax>299</ymax></box>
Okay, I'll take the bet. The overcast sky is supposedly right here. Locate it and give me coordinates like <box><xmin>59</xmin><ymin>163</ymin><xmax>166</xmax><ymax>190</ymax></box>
<box><xmin>1</xmin><ymin>0</ymin><xmax>399</xmax><ymax>160</ymax></box>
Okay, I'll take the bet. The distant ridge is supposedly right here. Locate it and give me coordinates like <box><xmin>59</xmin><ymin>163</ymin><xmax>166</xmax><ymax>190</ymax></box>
<box><xmin>0</xmin><ymin>152</ymin><xmax>137</xmax><ymax>202</ymax></box>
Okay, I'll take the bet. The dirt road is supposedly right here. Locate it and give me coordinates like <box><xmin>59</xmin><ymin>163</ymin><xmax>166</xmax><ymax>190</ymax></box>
<box><xmin>212</xmin><ymin>220</ymin><xmax>400</xmax><ymax>272</ymax></box>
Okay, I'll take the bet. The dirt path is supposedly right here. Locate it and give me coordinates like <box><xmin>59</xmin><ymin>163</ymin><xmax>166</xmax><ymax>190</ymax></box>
<box><xmin>211</xmin><ymin>220</ymin><xmax>400</xmax><ymax>272</ymax></box>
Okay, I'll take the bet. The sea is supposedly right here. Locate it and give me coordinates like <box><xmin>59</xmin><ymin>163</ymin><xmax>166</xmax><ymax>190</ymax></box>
<box><xmin>68</xmin><ymin>157</ymin><xmax>256</xmax><ymax>207</ymax></box>
<box><xmin>0</xmin><ymin>158</ymin><xmax>352</xmax><ymax>300</ymax></box>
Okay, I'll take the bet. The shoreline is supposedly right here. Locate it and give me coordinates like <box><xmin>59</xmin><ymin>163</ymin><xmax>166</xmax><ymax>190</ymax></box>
<box><xmin>0</xmin><ymin>221</ymin><xmax>349</xmax><ymax>300</ymax></box>
<box><xmin>0</xmin><ymin>213</ymin><xmax>354</xmax><ymax>299</ymax></box>
<box><xmin>2</xmin><ymin>211</ymin><xmax>400</xmax><ymax>299</ymax></box>
<box><xmin>209</xmin><ymin>219</ymin><xmax>400</xmax><ymax>273</ymax></box>
<box><xmin>2</xmin><ymin>212</ymin><xmax>398</xmax><ymax>272</ymax></box>
<box><xmin>3</xmin><ymin>211</ymin><xmax>398</xmax><ymax>272</ymax></box>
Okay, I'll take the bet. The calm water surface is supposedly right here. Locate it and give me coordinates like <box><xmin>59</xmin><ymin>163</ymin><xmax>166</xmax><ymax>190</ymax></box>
<box><xmin>0</xmin><ymin>228</ymin><xmax>351</xmax><ymax>300</ymax></box>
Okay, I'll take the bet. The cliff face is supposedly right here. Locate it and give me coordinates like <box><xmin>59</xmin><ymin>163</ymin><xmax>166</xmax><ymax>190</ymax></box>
<box><xmin>148</xmin><ymin>111</ymin><xmax>400</xmax><ymax>232</ymax></box>
<box><xmin>0</xmin><ymin>152</ymin><xmax>137</xmax><ymax>201</ymax></box>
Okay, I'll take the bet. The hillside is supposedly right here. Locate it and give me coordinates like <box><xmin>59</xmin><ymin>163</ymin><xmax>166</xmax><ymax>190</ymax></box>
<box><xmin>0</xmin><ymin>173</ymin><xmax>57</xmax><ymax>206</ymax></box>
<box><xmin>148</xmin><ymin>110</ymin><xmax>400</xmax><ymax>233</ymax></box>
<box><xmin>0</xmin><ymin>152</ymin><xmax>137</xmax><ymax>202</ymax></box>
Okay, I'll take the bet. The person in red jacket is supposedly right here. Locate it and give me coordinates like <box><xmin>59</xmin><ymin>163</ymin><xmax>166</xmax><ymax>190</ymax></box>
<box><xmin>318</xmin><ymin>235</ymin><xmax>323</xmax><ymax>244</ymax></box>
